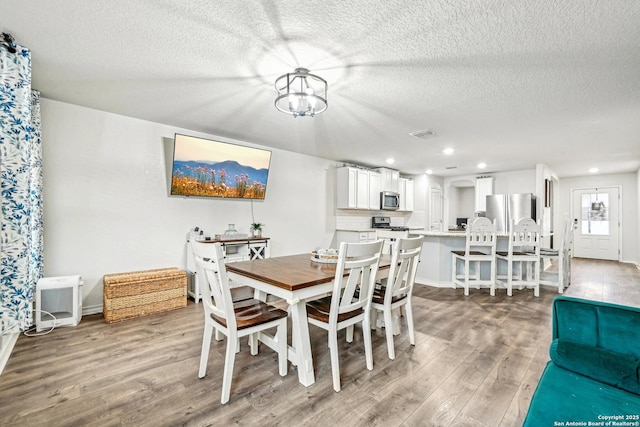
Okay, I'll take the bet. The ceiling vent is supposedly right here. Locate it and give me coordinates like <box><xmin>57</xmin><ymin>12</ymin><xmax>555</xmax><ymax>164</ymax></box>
<box><xmin>409</xmin><ymin>129</ymin><xmax>437</xmax><ymax>138</ymax></box>
<box><xmin>445</xmin><ymin>166</ymin><xmax>457</xmax><ymax>170</ymax></box>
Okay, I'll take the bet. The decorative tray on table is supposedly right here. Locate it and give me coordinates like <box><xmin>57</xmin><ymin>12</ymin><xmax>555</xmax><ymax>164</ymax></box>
<box><xmin>310</xmin><ymin>249</ymin><xmax>339</xmax><ymax>264</ymax></box>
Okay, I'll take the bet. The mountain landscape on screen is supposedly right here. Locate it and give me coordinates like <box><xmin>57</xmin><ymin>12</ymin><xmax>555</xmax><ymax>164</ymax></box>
<box><xmin>170</xmin><ymin>134</ymin><xmax>272</xmax><ymax>200</ymax></box>
<box><xmin>171</xmin><ymin>159</ymin><xmax>269</xmax><ymax>199</ymax></box>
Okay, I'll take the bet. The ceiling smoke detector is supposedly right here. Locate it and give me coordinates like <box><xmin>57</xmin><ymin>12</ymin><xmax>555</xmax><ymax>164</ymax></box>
<box><xmin>409</xmin><ymin>129</ymin><xmax>437</xmax><ymax>138</ymax></box>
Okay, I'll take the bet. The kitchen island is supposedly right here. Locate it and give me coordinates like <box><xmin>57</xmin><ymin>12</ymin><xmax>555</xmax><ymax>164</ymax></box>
<box><xmin>410</xmin><ymin>230</ymin><xmax>510</xmax><ymax>287</ymax></box>
<box><xmin>335</xmin><ymin>228</ymin><xmax>525</xmax><ymax>287</ymax></box>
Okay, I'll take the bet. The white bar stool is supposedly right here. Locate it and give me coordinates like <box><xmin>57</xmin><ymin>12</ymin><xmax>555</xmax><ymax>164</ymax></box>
<box><xmin>496</xmin><ymin>218</ymin><xmax>541</xmax><ymax>297</ymax></box>
<box><xmin>451</xmin><ymin>217</ymin><xmax>498</xmax><ymax>296</ymax></box>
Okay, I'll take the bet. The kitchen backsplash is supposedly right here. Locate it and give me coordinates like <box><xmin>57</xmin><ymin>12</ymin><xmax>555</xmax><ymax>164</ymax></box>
<box><xmin>405</xmin><ymin>211</ymin><xmax>425</xmax><ymax>229</ymax></box>
<box><xmin>336</xmin><ymin>210</ymin><xmax>425</xmax><ymax>230</ymax></box>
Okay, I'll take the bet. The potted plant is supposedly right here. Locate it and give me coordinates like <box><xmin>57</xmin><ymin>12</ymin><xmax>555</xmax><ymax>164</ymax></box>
<box><xmin>250</xmin><ymin>223</ymin><xmax>263</xmax><ymax>238</ymax></box>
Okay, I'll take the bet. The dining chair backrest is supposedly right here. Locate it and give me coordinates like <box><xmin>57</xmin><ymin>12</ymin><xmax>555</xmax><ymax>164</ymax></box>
<box><xmin>507</xmin><ymin>218</ymin><xmax>540</xmax><ymax>255</ymax></box>
<box><xmin>330</xmin><ymin>240</ymin><xmax>384</xmax><ymax>325</ymax></box>
<box><xmin>563</xmin><ymin>217</ymin><xmax>574</xmax><ymax>254</ymax></box>
<box><xmin>551</xmin><ymin>218</ymin><xmax>572</xmax><ymax>256</ymax></box>
<box><xmin>561</xmin><ymin>218</ymin><xmax>573</xmax><ymax>284</ymax></box>
<box><xmin>464</xmin><ymin>217</ymin><xmax>497</xmax><ymax>254</ymax></box>
<box><xmin>191</xmin><ymin>241</ymin><xmax>236</xmax><ymax>331</ymax></box>
<box><xmin>385</xmin><ymin>236</ymin><xmax>424</xmax><ymax>303</ymax></box>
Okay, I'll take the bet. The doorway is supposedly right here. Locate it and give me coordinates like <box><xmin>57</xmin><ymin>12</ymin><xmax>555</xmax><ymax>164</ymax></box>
<box><xmin>571</xmin><ymin>187</ymin><xmax>620</xmax><ymax>260</ymax></box>
<box><xmin>430</xmin><ymin>186</ymin><xmax>443</xmax><ymax>231</ymax></box>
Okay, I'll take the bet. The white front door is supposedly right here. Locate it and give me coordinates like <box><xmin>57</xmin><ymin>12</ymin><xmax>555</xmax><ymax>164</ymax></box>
<box><xmin>572</xmin><ymin>187</ymin><xmax>620</xmax><ymax>260</ymax></box>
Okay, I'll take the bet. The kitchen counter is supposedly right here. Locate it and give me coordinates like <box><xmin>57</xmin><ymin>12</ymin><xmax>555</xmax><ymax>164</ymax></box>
<box><xmin>414</xmin><ymin>232</ymin><xmax>511</xmax><ymax>287</ymax></box>
<box><xmin>336</xmin><ymin>227</ymin><xmax>425</xmax><ymax>232</ymax></box>
<box><xmin>335</xmin><ymin>227</ymin><xmax>378</xmax><ymax>232</ymax></box>
<box><xmin>412</xmin><ymin>230</ymin><xmax>509</xmax><ymax>237</ymax></box>
<box><xmin>336</xmin><ymin>229</ymin><xmax>532</xmax><ymax>288</ymax></box>
<box><xmin>335</xmin><ymin>227</ymin><xmax>423</xmax><ymax>255</ymax></box>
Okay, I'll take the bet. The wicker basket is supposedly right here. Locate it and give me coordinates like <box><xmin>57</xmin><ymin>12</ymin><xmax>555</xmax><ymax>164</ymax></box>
<box><xmin>103</xmin><ymin>267</ymin><xmax>187</xmax><ymax>323</ymax></box>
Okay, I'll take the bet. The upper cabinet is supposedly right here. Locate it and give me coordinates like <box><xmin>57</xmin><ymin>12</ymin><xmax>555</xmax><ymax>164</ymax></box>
<box><xmin>355</xmin><ymin>169</ymin><xmax>369</xmax><ymax>210</ymax></box>
<box><xmin>368</xmin><ymin>171</ymin><xmax>382</xmax><ymax>210</ymax></box>
<box><xmin>398</xmin><ymin>177</ymin><xmax>414</xmax><ymax>211</ymax></box>
<box><xmin>337</xmin><ymin>166</ymin><xmax>411</xmax><ymax>211</ymax></box>
<box><xmin>475</xmin><ymin>176</ymin><xmax>494</xmax><ymax>212</ymax></box>
<box><xmin>337</xmin><ymin>167</ymin><xmax>381</xmax><ymax>210</ymax></box>
<box><xmin>375</xmin><ymin>167</ymin><xmax>399</xmax><ymax>193</ymax></box>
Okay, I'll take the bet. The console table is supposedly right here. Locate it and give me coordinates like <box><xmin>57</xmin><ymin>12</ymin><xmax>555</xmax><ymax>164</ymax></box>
<box><xmin>185</xmin><ymin>237</ymin><xmax>270</xmax><ymax>302</ymax></box>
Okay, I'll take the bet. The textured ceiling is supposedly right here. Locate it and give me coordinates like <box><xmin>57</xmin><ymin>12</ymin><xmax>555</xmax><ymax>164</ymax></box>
<box><xmin>2</xmin><ymin>0</ymin><xmax>639</xmax><ymax>177</ymax></box>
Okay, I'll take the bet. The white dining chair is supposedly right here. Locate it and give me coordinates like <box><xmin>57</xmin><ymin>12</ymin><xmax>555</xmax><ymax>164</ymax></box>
<box><xmin>451</xmin><ymin>217</ymin><xmax>497</xmax><ymax>296</ymax></box>
<box><xmin>370</xmin><ymin>235</ymin><xmax>423</xmax><ymax>360</ymax></box>
<box><xmin>539</xmin><ymin>218</ymin><xmax>573</xmax><ymax>293</ymax></box>
<box><xmin>496</xmin><ymin>218</ymin><xmax>541</xmax><ymax>297</ymax></box>
<box><xmin>191</xmin><ymin>241</ymin><xmax>288</xmax><ymax>404</ymax></box>
<box><xmin>305</xmin><ymin>240</ymin><xmax>384</xmax><ymax>392</ymax></box>
<box><xmin>190</xmin><ymin>240</ymin><xmax>255</xmax><ymax>342</ymax></box>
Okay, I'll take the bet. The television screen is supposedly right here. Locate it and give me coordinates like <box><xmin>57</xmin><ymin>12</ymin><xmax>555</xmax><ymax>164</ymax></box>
<box><xmin>170</xmin><ymin>133</ymin><xmax>272</xmax><ymax>199</ymax></box>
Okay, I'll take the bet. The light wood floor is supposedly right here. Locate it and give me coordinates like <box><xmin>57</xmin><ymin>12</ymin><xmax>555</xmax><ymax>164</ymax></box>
<box><xmin>1</xmin><ymin>258</ymin><xmax>639</xmax><ymax>427</ymax></box>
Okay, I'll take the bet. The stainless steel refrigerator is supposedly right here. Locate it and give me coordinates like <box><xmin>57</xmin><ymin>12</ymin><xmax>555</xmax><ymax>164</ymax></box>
<box><xmin>486</xmin><ymin>193</ymin><xmax>537</xmax><ymax>232</ymax></box>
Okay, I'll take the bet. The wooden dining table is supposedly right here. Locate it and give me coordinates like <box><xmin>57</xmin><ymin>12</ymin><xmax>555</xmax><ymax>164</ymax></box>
<box><xmin>226</xmin><ymin>253</ymin><xmax>392</xmax><ymax>387</ymax></box>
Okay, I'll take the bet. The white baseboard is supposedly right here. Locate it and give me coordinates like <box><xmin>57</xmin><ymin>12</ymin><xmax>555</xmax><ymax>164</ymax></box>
<box><xmin>414</xmin><ymin>277</ymin><xmax>452</xmax><ymax>288</ymax></box>
<box><xmin>619</xmin><ymin>259</ymin><xmax>640</xmax><ymax>270</ymax></box>
<box><xmin>0</xmin><ymin>333</ymin><xmax>19</xmax><ymax>377</ymax></box>
<box><xmin>83</xmin><ymin>304</ymin><xmax>103</xmax><ymax>316</ymax></box>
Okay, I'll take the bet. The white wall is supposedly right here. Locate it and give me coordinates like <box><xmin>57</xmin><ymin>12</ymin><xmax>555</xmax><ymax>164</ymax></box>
<box><xmin>637</xmin><ymin>168</ymin><xmax>640</xmax><ymax>267</ymax></box>
<box><xmin>41</xmin><ymin>99</ymin><xmax>337</xmax><ymax>311</ymax></box>
<box><xmin>493</xmin><ymin>169</ymin><xmax>536</xmax><ymax>195</ymax></box>
<box><xmin>558</xmin><ymin>172</ymin><xmax>638</xmax><ymax>264</ymax></box>
<box><xmin>536</xmin><ymin>164</ymin><xmax>560</xmax><ymax>249</ymax></box>
<box><xmin>443</xmin><ymin>169</ymin><xmax>536</xmax><ymax>230</ymax></box>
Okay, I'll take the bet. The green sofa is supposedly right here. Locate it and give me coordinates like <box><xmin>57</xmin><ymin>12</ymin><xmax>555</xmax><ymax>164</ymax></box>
<box><xmin>524</xmin><ymin>296</ymin><xmax>640</xmax><ymax>427</ymax></box>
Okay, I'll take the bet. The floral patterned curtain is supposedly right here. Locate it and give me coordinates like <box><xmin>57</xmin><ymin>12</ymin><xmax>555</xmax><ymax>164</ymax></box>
<box><xmin>0</xmin><ymin>37</ymin><xmax>44</xmax><ymax>333</ymax></box>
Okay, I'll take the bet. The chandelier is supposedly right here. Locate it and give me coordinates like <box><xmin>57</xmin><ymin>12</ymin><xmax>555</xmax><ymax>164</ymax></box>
<box><xmin>274</xmin><ymin>68</ymin><xmax>327</xmax><ymax>117</ymax></box>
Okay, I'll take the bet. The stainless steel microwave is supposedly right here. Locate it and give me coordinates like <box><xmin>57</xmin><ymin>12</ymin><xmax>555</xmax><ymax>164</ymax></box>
<box><xmin>380</xmin><ymin>191</ymin><xmax>400</xmax><ymax>210</ymax></box>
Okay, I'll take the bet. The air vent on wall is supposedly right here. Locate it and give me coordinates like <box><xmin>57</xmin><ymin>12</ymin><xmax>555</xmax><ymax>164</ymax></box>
<box><xmin>409</xmin><ymin>129</ymin><xmax>437</xmax><ymax>138</ymax></box>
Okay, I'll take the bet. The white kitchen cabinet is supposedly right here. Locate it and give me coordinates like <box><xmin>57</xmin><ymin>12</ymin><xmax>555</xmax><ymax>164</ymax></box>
<box><xmin>336</xmin><ymin>167</ymin><xmax>358</xmax><ymax>209</ymax></box>
<box><xmin>375</xmin><ymin>167</ymin><xmax>399</xmax><ymax>193</ymax></box>
<box><xmin>336</xmin><ymin>230</ymin><xmax>377</xmax><ymax>245</ymax></box>
<box><xmin>475</xmin><ymin>177</ymin><xmax>494</xmax><ymax>212</ymax></box>
<box><xmin>356</xmin><ymin>169</ymin><xmax>369</xmax><ymax>210</ymax></box>
<box><xmin>398</xmin><ymin>177</ymin><xmax>414</xmax><ymax>211</ymax></box>
<box><xmin>368</xmin><ymin>171</ymin><xmax>381</xmax><ymax>210</ymax></box>
<box><xmin>337</xmin><ymin>167</ymin><xmax>381</xmax><ymax>210</ymax></box>
<box><xmin>405</xmin><ymin>179</ymin><xmax>414</xmax><ymax>211</ymax></box>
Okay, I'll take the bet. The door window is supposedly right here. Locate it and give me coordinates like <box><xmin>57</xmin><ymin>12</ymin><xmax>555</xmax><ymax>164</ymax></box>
<box><xmin>580</xmin><ymin>193</ymin><xmax>609</xmax><ymax>235</ymax></box>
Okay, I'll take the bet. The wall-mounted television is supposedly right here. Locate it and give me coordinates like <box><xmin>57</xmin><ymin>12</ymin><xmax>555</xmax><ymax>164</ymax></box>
<box><xmin>170</xmin><ymin>133</ymin><xmax>272</xmax><ymax>199</ymax></box>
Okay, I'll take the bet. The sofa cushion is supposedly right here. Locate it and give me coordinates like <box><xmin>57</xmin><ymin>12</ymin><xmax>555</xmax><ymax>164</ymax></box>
<box><xmin>598</xmin><ymin>303</ymin><xmax>640</xmax><ymax>357</ymax></box>
<box><xmin>550</xmin><ymin>339</ymin><xmax>640</xmax><ymax>395</ymax></box>
<box><xmin>553</xmin><ymin>297</ymin><xmax>640</xmax><ymax>357</ymax></box>
<box><xmin>523</xmin><ymin>362</ymin><xmax>640</xmax><ymax>427</ymax></box>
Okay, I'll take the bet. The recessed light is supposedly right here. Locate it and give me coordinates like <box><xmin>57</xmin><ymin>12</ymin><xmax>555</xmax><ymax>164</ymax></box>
<box><xmin>386</xmin><ymin>158</ymin><xmax>395</xmax><ymax>165</ymax></box>
<box><xmin>425</xmin><ymin>169</ymin><xmax>433</xmax><ymax>175</ymax></box>
<box><xmin>443</xmin><ymin>148</ymin><xmax>454</xmax><ymax>155</ymax></box>
<box><xmin>589</xmin><ymin>167</ymin><xmax>599</xmax><ymax>173</ymax></box>
<box><xmin>477</xmin><ymin>162</ymin><xmax>487</xmax><ymax>169</ymax></box>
